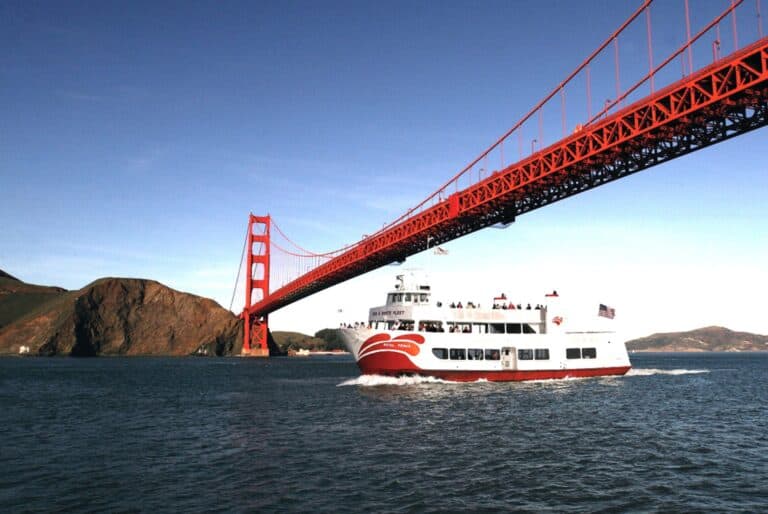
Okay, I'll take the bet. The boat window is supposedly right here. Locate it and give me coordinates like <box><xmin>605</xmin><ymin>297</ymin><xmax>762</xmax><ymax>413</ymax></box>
<box><xmin>404</xmin><ymin>293</ymin><xmax>412</xmax><ymax>302</ymax></box>
<box><xmin>566</xmin><ymin>348</ymin><xmax>581</xmax><ymax>359</ymax></box>
<box><xmin>419</xmin><ymin>320</ymin><xmax>443</xmax><ymax>332</ymax></box>
<box><xmin>582</xmin><ymin>347</ymin><xmax>597</xmax><ymax>359</ymax></box>
<box><xmin>432</xmin><ymin>348</ymin><xmax>448</xmax><ymax>359</ymax></box>
<box><xmin>451</xmin><ymin>323</ymin><xmax>471</xmax><ymax>334</ymax></box>
<box><xmin>507</xmin><ymin>323</ymin><xmax>522</xmax><ymax>334</ymax></box>
<box><xmin>388</xmin><ymin>319</ymin><xmax>414</xmax><ymax>330</ymax></box>
<box><xmin>420</xmin><ymin>293</ymin><xmax>429</xmax><ymax>302</ymax></box>
<box><xmin>485</xmin><ymin>349</ymin><xmax>501</xmax><ymax>360</ymax></box>
<box><xmin>523</xmin><ymin>324</ymin><xmax>536</xmax><ymax>334</ymax></box>
<box><xmin>489</xmin><ymin>323</ymin><xmax>504</xmax><ymax>334</ymax></box>
<box><xmin>518</xmin><ymin>349</ymin><xmax>534</xmax><ymax>360</ymax></box>
<box><xmin>395</xmin><ymin>293</ymin><xmax>403</xmax><ymax>303</ymax></box>
<box><xmin>388</xmin><ymin>294</ymin><xmax>395</xmax><ymax>304</ymax></box>
<box><xmin>535</xmin><ymin>349</ymin><xmax>550</xmax><ymax>360</ymax></box>
<box><xmin>467</xmin><ymin>349</ymin><xmax>484</xmax><ymax>360</ymax></box>
<box><xmin>449</xmin><ymin>349</ymin><xmax>466</xmax><ymax>360</ymax></box>
<box><xmin>473</xmin><ymin>323</ymin><xmax>487</xmax><ymax>334</ymax></box>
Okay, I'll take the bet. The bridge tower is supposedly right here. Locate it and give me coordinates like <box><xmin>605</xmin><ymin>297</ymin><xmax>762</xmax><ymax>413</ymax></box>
<box><xmin>241</xmin><ymin>214</ymin><xmax>270</xmax><ymax>357</ymax></box>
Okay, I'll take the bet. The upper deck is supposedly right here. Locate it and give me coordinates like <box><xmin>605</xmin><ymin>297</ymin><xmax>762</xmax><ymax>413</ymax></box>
<box><xmin>368</xmin><ymin>271</ymin><xmax>556</xmax><ymax>334</ymax></box>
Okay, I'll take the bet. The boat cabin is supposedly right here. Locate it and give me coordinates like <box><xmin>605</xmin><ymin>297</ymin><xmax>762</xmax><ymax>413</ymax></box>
<box><xmin>368</xmin><ymin>272</ymin><xmax>549</xmax><ymax>335</ymax></box>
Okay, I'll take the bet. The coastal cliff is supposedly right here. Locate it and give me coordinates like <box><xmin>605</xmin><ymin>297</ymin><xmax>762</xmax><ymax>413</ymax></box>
<box><xmin>0</xmin><ymin>271</ymin><xmax>243</xmax><ymax>356</ymax></box>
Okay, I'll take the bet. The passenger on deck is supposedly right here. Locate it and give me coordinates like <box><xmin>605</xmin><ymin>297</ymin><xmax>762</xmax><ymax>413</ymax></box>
<box><xmin>457</xmin><ymin>302</ymin><xmax>463</xmax><ymax>308</ymax></box>
<box><xmin>526</xmin><ymin>303</ymin><xmax>532</xmax><ymax>310</ymax></box>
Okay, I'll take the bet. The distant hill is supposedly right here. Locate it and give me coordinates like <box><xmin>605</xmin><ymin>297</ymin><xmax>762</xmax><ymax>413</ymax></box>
<box><xmin>0</xmin><ymin>270</ymin><xmax>244</xmax><ymax>356</ymax></box>
<box><xmin>272</xmin><ymin>328</ymin><xmax>346</xmax><ymax>353</ymax></box>
<box><xmin>626</xmin><ymin>326</ymin><xmax>768</xmax><ymax>352</ymax></box>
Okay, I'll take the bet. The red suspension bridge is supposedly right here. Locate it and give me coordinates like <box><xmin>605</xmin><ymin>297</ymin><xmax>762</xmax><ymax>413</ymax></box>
<box><xmin>236</xmin><ymin>0</ymin><xmax>768</xmax><ymax>356</ymax></box>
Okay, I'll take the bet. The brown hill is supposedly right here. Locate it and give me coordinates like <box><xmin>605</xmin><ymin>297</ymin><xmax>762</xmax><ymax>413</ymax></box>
<box><xmin>0</xmin><ymin>271</ymin><xmax>68</xmax><ymax>330</ymax></box>
<box><xmin>0</xmin><ymin>274</ymin><xmax>244</xmax><ymax>356</ymax></box>
<box><xmin>626</xmin><ymin>326</ymin><xmax>768</xmax><ymax>352</ymax></box>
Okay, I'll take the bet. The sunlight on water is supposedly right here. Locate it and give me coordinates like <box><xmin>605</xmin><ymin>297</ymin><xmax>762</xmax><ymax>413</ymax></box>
<box><xmin>337</xmin><ymin>374</ymin><xmax>451</xmax><ymax>387</ymax></box>
<box><xmin>627</xmin><ymin>368</ymin><xmax>709</xmax><ymax>376</ymax></box>
<box><xmin>338</xmin><ymin>368</ymin><xmax>711</xmax><ymax>387</ymax></box>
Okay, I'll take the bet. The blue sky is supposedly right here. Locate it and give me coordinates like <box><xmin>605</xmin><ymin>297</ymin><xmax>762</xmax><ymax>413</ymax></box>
<box><xmin>2</xmin><ymin>0</ymin><xmax>766</xmax><ymax>340</ymax></box>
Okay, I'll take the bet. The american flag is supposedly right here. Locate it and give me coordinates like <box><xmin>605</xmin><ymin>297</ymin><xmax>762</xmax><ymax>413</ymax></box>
<box><xmin>598</xmin><ymin>304</ymin><xmax>616</xmax><ymax>319</ymax></box>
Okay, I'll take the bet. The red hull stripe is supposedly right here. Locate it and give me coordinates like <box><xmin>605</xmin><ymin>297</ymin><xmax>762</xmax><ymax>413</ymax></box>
<box><xmin>358</xmin><ymin>351</ymin><xmax>630</xmax><ymax>382</ymax></box>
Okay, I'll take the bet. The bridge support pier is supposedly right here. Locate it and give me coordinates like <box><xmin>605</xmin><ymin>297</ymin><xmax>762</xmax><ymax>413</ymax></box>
<box><xmin>241</xmin><ymin>214</ymin><xmax>270</xmax><ymax>357</ymax></box>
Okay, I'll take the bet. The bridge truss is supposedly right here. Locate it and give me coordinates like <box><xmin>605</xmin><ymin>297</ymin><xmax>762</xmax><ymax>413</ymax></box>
<box><xmin>240</xmin><ymin>1</ymin><xmax>768</xmax><ymax>355</ymax></box>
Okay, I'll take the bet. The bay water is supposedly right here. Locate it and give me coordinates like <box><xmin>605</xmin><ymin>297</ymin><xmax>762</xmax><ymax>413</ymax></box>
<box><xmin>1</xmin><ymin>353</ymin><xmax>766</xmax><ymax>512</ymax></box>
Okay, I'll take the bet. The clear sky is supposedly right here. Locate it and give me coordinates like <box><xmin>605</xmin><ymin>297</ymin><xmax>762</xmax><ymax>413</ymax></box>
<box><xmin>2</xmin><ymin>0</ymin><xmax>766</xmax><ymax>341</ymax></box>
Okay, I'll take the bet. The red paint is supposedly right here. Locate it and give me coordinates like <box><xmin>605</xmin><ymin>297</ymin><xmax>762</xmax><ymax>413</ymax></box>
<box><xmin>358</xmin><ymin>351</ymin><xmax>630</xmax><ymax>382</ymax></box>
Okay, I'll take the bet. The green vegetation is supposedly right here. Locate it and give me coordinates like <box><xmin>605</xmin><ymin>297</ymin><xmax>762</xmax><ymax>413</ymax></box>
<box><xmin>271</xmin><ymin>329</ymin><xmax>346</xmax><ymax>353</ymax></box>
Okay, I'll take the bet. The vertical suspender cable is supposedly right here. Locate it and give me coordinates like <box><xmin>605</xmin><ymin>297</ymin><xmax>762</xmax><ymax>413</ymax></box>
<box><xmin>732</xmin><ymin>0</ymin><xmax>739</xmax><ymax>50</ymax></box>
<box><xmin>613</xmin><ymin>38</ymin><xmax>620</xmax><ymax>106</ymax></box>
<box><xmin>561</xmin><ymin>87</ymin><xmax>566</xmax><ymax>137</ymax></box>
<box><xmin>684</xmin><ymin>0</ymin><xmax>693</xmax><ymax>75</ymax></box>
<box><xmin>646</xmin><ymin>5</ymin><xmax>655</xmax><ymax>93</ymax></box>
<box><xmin>587</xmin><ymin>64</ymin><xmax>592</xmax><ymax>119</ymax></box>
<box><xmin>758</xmin><ymin>0</ymin><xmax>764</xmax><ymax>38</ymax></box>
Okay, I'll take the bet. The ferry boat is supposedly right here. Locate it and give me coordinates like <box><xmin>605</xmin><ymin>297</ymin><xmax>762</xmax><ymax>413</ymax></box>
<box><xmin>340</xmin><ymin>272</ymin><xmax>631</xmax><ymax>382</ymax></box>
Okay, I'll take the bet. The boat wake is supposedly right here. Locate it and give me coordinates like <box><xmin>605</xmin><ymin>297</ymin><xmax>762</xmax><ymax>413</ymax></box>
<box><xmin>627</xmin><ymin>368</ymin><xmax>709</xmax><ymax>376</ymax></box>
<box><xmin>337</xmin><ymin>374</ymin><xmax>451</xmax><ymax>387</ymax></box>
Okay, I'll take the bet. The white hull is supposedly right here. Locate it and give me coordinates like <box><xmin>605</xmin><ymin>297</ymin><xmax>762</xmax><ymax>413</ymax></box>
<box><xmin>341</xmin><ymin>328</ymin><xmax>631</xmax><ymax>381</ymax></box>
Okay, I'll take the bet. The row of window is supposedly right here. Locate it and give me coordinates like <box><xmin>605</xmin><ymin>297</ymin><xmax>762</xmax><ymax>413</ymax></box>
<box><xmin>431</xmin><ymin>347</ymin><xmax>597</xmax><ymax>361</ymax></box>
<box><xmin>375</xmin><ymin>320</ymin><xmax>539</xmax><ymax>334</ymax></box>
<box><xmin>433</xmin><ymin>348</ymin><xmax>501</xmax><ymax>360</ymax></box>
<box><xmin>388</xmin><ymin>293</ymin><xmax>430</xmax><ymax>304</ymax></box>
<box><xmin>567</xmin><ymin>347</ymin><xmax>597</xmax><ymax>359</ymax></box>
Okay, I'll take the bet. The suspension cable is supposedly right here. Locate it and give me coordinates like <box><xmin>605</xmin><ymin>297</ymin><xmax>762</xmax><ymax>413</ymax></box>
<box><xmin>229</xmin><ymin>222</ymin><xmax>249</xmax><ymax>312</ymax></box>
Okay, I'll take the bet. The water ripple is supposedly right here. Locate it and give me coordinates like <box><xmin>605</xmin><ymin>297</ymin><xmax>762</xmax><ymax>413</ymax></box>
<box><xmin>1</xmin><ymin>353</ymin><xmax>767</xmax><ymax>512</ymax></box>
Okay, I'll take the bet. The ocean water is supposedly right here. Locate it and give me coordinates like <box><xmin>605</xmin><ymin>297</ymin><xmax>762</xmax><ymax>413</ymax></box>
<box><xmin>1</xmin><ymin>353</ymin><xmax>766</xmax><ymax>513</ymax></box>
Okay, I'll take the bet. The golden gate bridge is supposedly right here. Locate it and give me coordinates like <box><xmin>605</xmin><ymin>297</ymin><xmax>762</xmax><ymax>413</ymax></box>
<box><xmin>235</xmin><ymin>0</ymin><xmax>768</xmax><ymax>356</ymax></box>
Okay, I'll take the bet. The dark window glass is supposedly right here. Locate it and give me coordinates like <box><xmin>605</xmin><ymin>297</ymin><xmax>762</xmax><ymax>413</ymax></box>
<box><xmin>518</xmin><ymin>349</ymin><xmax>533</xmax><ymax>360</ymax></box>
<box><xmin>467</xmin><ymin>349</ymin><xmax>484</xmax><ymax>360</ymax></box>
<box><xmin>582</xmin><ymin>347</ymin><xmax>597</xmax><ymax>359</ymax></box>
<box><xmin>523</xmin><ymin>324</ymin><xmax>536</xmax><ymax>334</ymax></box>
<box><xmin>485</xmin><ymin>349</ymin><xmax>501</xmax><ymax>360</ymax></box>
<box><xmin>449</xmin><ymin>349</ymin><xmax>466</xmax><ymax>360</ymax></box>
<box><xmin>507</xmin><ymin>323</ymin><xmax>522</xmax><ymax>334</ymax></box>
<box><xmin>432</xmin><ymin>348</ymin><xmax>448</xmax><ymax>360</ymax></box>
<box><xmin>535</xmin><ymin>348</ymin><xmax>550</xmax><ymax>360</ymax></box>
<box><xmin>566</xmin><ymin>348</ymin><xmax>581</xmax><ymax>359</ymax></box>
<box><xmin>490</xmin><ymin>323</ymin><xmax>504</xmax><ymax>334</ymax></box>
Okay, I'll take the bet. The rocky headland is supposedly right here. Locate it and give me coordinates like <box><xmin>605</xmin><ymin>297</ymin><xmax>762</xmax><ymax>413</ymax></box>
<box><xmin>0</xmin><ymin>271</ymin><xmax>244</xmax><ymax>356</ymax></box>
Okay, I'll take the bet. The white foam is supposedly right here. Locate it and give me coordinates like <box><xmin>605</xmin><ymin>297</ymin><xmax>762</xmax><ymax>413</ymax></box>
<box><xmin>337</xmin><ymin>374</ymin><xmax>451</xmax><ymax>387</ymax></box>
<box><xmin>626</xmin><ymin>368</ymin><xmax>709</xmax><ymax>376</ymax></box>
